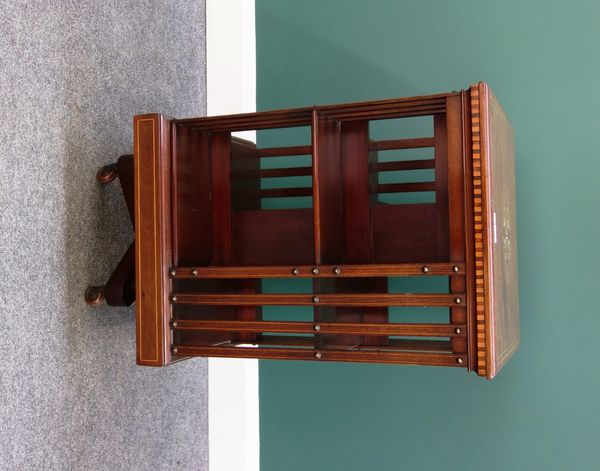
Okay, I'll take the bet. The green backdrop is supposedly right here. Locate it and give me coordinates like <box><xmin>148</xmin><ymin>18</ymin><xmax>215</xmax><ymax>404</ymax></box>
<box><xmin>256</xmin><ymin>1</ymin><xmax>600</xmax><ymax>470</ymax></box>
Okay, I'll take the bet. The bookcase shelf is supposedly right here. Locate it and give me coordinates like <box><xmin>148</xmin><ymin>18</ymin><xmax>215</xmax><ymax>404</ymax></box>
<box><xmin>87</xmin><ymin>83</ymin><xmax>519</xmax><ymax>379</ymax></box>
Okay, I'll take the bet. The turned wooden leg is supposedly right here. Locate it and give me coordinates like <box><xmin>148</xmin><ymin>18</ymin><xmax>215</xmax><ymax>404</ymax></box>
<box><xmin>96</xmin><ymin>163</ymin><xmax>118</xmax><ymax>184</ymax></box>
<box><xmin>84</xmin><ymin>285</ymin><xmax>105</xmax><ymax>305</ymax></box>
<box><xmin>103</xmin><ymin>243</ymin><xmax>135</xmax><ymax>306</ymax></box>
<box><xmin>117</xmin><ymin>155</ymin><xmax>135</xmax><ymax>225</ymax></box>
<box><xmin>86</xmin><ymin>155</ymin><xmax>136</xmax><ymax>307</ymax></box>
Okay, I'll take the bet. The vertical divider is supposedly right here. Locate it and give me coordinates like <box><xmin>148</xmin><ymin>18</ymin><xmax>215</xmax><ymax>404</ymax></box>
<box><xmin>231</xmin><ymin>136</ymin><xmax>262</xmax><ymax>342</ymax></box>
<box><xmin>312</xmin><ymin>110</ymin><xmax>343</xmax><ymax>265</ymax></box>
<box><xmin>311</xmin><ymin>110</ymin><xmax>344</xmax><ymax>348</ymax></box>
<box><xmin>208</xmin><ymin>131</ymin><xmax>237</xmax><ymax>343</ymax></box>
<box><xmin>446</xmin><ymin>95</ymin><xmax>468</xmax><ymax>354</ymax></box>
<box><xmin>339</xmin><ymin>120</ymin><xmax>388</xmax><ymax>346</ymax></box>
<box><xmin>434</xmin><ymin>114</ymin><xmax>450</xmax><ymax>261</ymax></box>
<box><xmin>210</xmin><ymin>132</ymin><xmax>234</xmax><ymax>266</ymax></box>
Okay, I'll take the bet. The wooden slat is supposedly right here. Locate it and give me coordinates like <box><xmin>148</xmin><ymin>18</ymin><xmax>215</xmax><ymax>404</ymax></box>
<box><xmin>172</xmin><ymin>344</ymin><xmax>466</xmax><ymax>367</ymax></box>
<box><xmin>325</xmin><ymin>104</ymin><xmax>447</xmax><ymax>121</ymax></box>
<box><xmin>230</xmin><ymin>336</ymin><xmax>453</xmax><ymax>352</ymax></box>
<box><xmin>260</xmin><ymin>187</ymin><xmax>312</xmax><ymax>198</ymax></box>
<box><xmin>369</xmin><ymin>137</ymin><xmax>434</xmax><ymax>151</ymax></box>
<box><xmin>370</xmin><ymin>159</ymin><xmax>435</xmax><ymax>172</ymax></box>
<box><xmin>174</xmin><ymin>92</ymin><xmax>456</xmax><ymax>128</ymax></box>
<box><xmin>171</xmin><ymin>293</ymin><xmax>465</xmax><ymax>307</ymax></box>
<box><xmin>322</xmin><ymin>98</ymin><xmax>447</xmax><ymax>120</ymax></box>
<box><xmin>173</xmin><ymin>319</ymin><xmax>464</xmax><ymax>337</ymax></box>
<box><xmin>372</xmin><ymin>182</ymin><xmax>436</xmax><ymax>193</ymax></box>
<box><xmin>172</xmin><ymin>262</ymin><xmax>466</xmax><ymax>279</ymax></box>
<box><xmin>258</xmin><ymin>145</ymin><xmax>312</xmax><ymax>158</ymax></box>
<box><xmin>175</xmin><ymin>109</ymin><xmax>313</xmax><ymax>132</ymax></box>
<box><xmin>318</xmin><ymin>92</ymin><xmax>454</xmax><ymax>114</ymax></box>
<box><xmin>260</xmin><ymin>166</ymin><xmax>312</xmax><ymax>178</ymax></box>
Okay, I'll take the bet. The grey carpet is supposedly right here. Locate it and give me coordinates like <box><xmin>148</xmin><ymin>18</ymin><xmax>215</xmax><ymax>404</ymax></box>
<box><xmin>0</xmin><ymin>1</ymin><xmax>208</xmax><ymax>470</ymax></box>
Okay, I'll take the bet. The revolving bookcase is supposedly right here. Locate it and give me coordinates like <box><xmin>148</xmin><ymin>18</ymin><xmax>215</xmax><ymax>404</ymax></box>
<box><xmin>86</xmin><ymin>82</ymin><xmax>519</xmax><ymax>379</ymax></box>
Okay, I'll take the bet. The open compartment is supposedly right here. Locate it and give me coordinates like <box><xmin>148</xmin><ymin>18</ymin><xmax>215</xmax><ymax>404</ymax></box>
<box><xmin>127</xmin><ymin>86</ymin><xmax>521</xmax><ymax>376</ymax></box>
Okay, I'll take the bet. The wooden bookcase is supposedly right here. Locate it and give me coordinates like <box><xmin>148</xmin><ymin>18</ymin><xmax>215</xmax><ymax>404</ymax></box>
<box><xmin>86</xmin><ymin>82</ymin><xmax>519</xmax><ymax>379</ymax></box>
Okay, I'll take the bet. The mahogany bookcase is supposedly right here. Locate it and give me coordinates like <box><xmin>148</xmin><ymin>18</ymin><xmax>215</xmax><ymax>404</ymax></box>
<box><xmin>86</xmin><ymin>82</ymin><xmax>519</xmax><ymax>379</ymax></box>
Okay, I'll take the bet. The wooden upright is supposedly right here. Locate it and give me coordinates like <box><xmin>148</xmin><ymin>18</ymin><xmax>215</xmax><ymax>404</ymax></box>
<box><xmin>88</xmin><ymin>82</ymin><xmax>519</xmax><ymax>379</ymax></box>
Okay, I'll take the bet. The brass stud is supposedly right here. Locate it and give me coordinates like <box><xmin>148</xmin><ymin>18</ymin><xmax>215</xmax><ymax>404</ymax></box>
<box><xmin>312</xmin><ymin>296</ymin><xmax>320</xmax><ymax>303</ymax></box>
<box><xmin>455</xmin><ymin>327</ymin><xmax>462</xmax><ymax>335</ymax></box>
<box><xmin>312</xmin><ymin>267</ymin><xmax>320</xmax><ymax>275</ymax></box>
<box><xmin>292</xmin><ymin>268</ymin><xmax>300</xmax><ymax>276</ymax></box>
<box><xmin>172</xmin><ymin>321</ymin><xmax>178</xmax><ymax>328</ymax></box>
<box><xmin>314</xmin><ymin>324</ymin><xmax>321</xmax><ymax>331</ymax></box>
<box><xmin>172</xmin><ymin>347</ymin><xmax>178</xmax><ymax>354</ymax></box>
<box><xmin>422</xmin><ymin>266</ymin><xmax>430</xmax><ymax>273</ymax></box>
<box><xmin>456</xmin><ymin>357</ymin><xmax>464</xmax><ymax>365</ymax></box>
<box><xmin>452</xmin><ymin>266</ymin><xmax>460</xmax><ymax>273</ymax></box>
<box><xmin>333</xmin><ymin>267</ymin><xmax>341</xmax><ymax>275</ymax></box>
<box><xmin>454</xmin><ymin>297</ymin><xmax>462</xmax><ymax>304</ymax></box>
<box><xmin>170</xmin><ymin>270</ymin><xmax>176</xmax><ymax>277</ymax></box>
<box><xmin>171</xmin><ymin>296</ymin><xmax>177</xmax><ymax>303</ymax></box>
<box><xmin>192</xmin><ymin>269</ymin><xmax>199</xmax><ymax>277</ymax></box>
<box><xmin>315</xmin><ymin>352</ymin><xmax>322</xmax><ymax>359</ymax></box>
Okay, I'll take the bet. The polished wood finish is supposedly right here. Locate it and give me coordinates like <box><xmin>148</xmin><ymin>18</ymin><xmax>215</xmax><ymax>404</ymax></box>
<box><xmin>133</xmin><ymin>114</ymin><xmax>173</xmax><ymax>366</ymax></box>
<box><xmin>171</xmin><ymin>293</ymin><xmax>464</xmax><ymax>307</ymax></box>
<box><xmin>171</xmin><ymin>262</ymin><xmax>465</xmax><ymax>279</ymax></box>
<box><xmin>172</xmin><ymin>345</ymin><xmax>466</xmax><ymax>367</ymax></box>
<box><xmin>173</xmin><ymin>319</ymin><xmax>465</xmax><ymax>337</ymax></box>
<box><xmin>470</xmin><ymin>83</ymin><xmax>519</xmax><ymax>378</ymax></box>
<box><xmin>91</xmin><ymin>83</ymin><xmax>517</xmax><ymax>378</ymax></box>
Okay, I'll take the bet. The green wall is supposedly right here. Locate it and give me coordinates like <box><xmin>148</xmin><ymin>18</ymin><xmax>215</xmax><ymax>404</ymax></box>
<box><xmin>256</xmin><ymin>1</ymin><xmax>600</xmax><ymax>470</ymax></box>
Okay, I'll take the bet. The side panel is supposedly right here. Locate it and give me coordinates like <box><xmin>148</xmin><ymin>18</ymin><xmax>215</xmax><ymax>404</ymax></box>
<box><xmin>134</xmin><ymin>114</ymin><xmax>174</xmax><ymax>366</ymax></box>
<box><xmin>472</xmin><ymin>83</ymin><xmax>519</xmax><ymax>378</ymax></box>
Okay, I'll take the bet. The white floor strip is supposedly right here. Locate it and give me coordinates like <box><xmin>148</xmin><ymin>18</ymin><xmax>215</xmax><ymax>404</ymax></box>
<box><xmin>206</xmin><ymin>1</ymin><xmax>259</xmax><ymax>470</ymax></box>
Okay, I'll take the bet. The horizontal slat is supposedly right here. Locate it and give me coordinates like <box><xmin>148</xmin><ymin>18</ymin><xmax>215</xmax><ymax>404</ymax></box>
<box><xmin>255</xmin><ymin>336</ymin><xmax>453</xmax><ymax>352</ymax></box>
<box><xmin>258</xmin><ymin>145</ymin><xmax>312</xmax><ymax>158</ymax></box>
<box><xmin>172</xmin><ymin>262</ymin><xmax>466</xmax><ymax>279</ymax></box>
<box><xmin>171</xmin><ymin>344</ymin><xmax>466</xmax><ymax>366</ymax></box>
<box><xmin>174</xmin><ymin>92</ymin><xmax>455</xmax><ymax>129</ymax></box>
<box><xmin>260</xmin><ymin>166</ymin><xmax>312</xmax><ymax>178</ymax></box>
<box><xmin>180</xmin><ymin>100</ymin><xmax>448</xmax><ymax>132</ymax></box>
<box><xmin>370</xmin><ymin>159</ymin><xmax>435</xmax><ymax>172</ymax></box>
<box><xmin>171</xmin><ymin>293</ymin><xmax>464</xmax><ymax>307</ymax></box>
<box><xmin>322</xmin><ymin>97</ymin><xmax>447</xmax><ymax>118</ymax></box>
<box><xmin>372</xmin><ymin>182</ymin><xmax>436</xmax><ymax>193</ymax></box>
<box><xmin>325</xmin><ymin>103</ymin><xmax>447</xmax><ymax>121</ymax></box>
<box><xmin>173</xmin><ymin>319</ymin><xmax>464</xmax><ymax>337</ymax></box>
<box><xmin>260</xmin><ymin>187</ymin><xmax>312</xmax><ymax>198</ymax></box>
<box><xmin>369</xmin><ymin>137</ymin><xmax>434</xmax><ymax>151</ymax></box>
<box><xmin>175</xmin><ymin>110</ymin><xmax>312</xmax><ymax>131</ymax></box>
